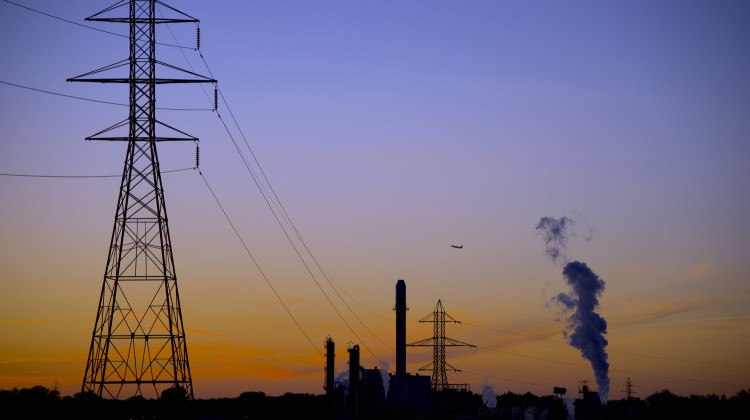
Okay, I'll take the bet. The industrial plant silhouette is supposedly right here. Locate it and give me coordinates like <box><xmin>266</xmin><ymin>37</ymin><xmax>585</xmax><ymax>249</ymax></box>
<box><xmin>322</xmin><ymin>280</ymin><xmax>477</xmax><ymax>417</ymax></box>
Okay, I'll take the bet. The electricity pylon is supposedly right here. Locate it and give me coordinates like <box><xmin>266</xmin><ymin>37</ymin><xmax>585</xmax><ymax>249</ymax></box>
<box><xmin>624</xmin><ymin>377</ymin><xmax>635</xmax><ymax>399</ymax></box>
<box><xmin>407</xmin><ymin>300</ymin><xmax>475</xmax><ymax>391</ymax></box>
<box><xmin>69</xmin><ymin>0</ymin><xmax>214</xmax><ymax>400</ymax></box>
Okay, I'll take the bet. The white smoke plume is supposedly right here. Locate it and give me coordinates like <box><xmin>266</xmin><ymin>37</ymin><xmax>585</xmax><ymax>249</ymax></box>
<box><xmin>536</xmin><ymin>215</ymin><xmax>610</xmax><ymax>403</ymax></box>
<box><xmin>553</xmin><ymin>261</ymin><xmax>610</xmax><ymax>403</ymax></box>
<box><xmin>535</xmin><ymin>216</ymin><xmax>573</xmax><ymax>263</ymax></box>
<box><xmin>481</xmin><ymin>377</ymin><xmax>497</xmax><ymax>409</ymax></box>
<box><xmin>335</xmin><ymin>371</ymin><xmax>348</xmax><ymax>389</ymax></box>
<box><xmin>563</xmin><ymin>396</ymin><xmax>576</xmax><ymax>420</ymax></box>
<box><xmin>379</xmin><ymin>361</ymin><xmax>390</xmax><ymax>397</ymax></box>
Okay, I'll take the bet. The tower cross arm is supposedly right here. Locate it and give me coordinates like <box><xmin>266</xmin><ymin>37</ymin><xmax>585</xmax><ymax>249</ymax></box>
<box><xmin>86</xmin><ymin>0</ymin><xmax>199</xmax><ymax>23</ymax></box>
<box><xmin>67</xmin><ymin>60</ymin><xmax>215</xmax><ymax>85</ymax></box>
<box><xmin>405</xmin><ymin>337</ymin><xmax>436</xmax><ymax>347</ymax></box>
<box><xmin>86</xmin><ymin>17</ymin><xmax>197</xmax><ymax>23</ymax></box>
<box><xmin>416</xmin><ymin>362</ymin><xmax>435</xmax><ymax>372</ymax></box>
<box><xmin>156</xmin><ymin>60</ymin><xmax>216</xmax><ymax>83</ymax></box>
<box><xmin>417</xmin><ymin>313</ymin><xmax>459</xmax><ymax>323</ymax></box>
<box><xmin>443</xmin><ymin>337</ymin><xmax>475</xmax><ymax>348</ymax></box>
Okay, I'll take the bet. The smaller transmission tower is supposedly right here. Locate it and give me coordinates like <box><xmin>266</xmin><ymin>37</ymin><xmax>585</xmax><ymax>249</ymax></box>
<box><xmin>407</xmin><ymin>300</ymin><xmax>474</xmax><ymax>391</ymax></box>
<box><xmin>624</xmin><ymin>377</ymin><xmax>635</xmax><ymax>400</ymax></box>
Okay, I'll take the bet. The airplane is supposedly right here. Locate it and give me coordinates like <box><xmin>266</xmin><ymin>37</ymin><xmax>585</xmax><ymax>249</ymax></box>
<box><xmin>451</xmin><ymin>245</ymin><xmax>463</xmax><ymax>249</ymax></box>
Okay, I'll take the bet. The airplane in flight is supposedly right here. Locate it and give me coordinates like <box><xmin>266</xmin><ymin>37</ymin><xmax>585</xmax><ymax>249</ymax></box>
<box><xmin>451</xmin><ymin>245</ymin><xmax>463</xmax><ymax>249</ymax></box>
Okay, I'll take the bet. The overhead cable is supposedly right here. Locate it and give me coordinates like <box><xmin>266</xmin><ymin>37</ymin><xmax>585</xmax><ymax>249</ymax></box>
<box><xmin>199</xmin><ymin>169</ymin><xmax>323</xmax><ymax>357</ymax></box>
<box><xmin>1</xmin><ymin>80</ymin><xmax>212</xmax><ymax>111</ymax></box>
<box><xmin>200</xmin><ymin>50</ymin><xmax>394</xmax><ymax>353</ymax></box>
<box><xmin>213</xmin><ymin>107</ymin><xmax>389</xmax><ymax>364</ymax></box>
<box><xmin>0</xmin><ymin>167</ymin><xmax>194</xmax><ymax>179</ymax></box>
<box><xmin>1</xmin><ymin>0</ymin><xmax>191</xmax><ymax>49</ymax></box>
<box><xmin>160</xmin><ymin>18</ymin><xmax>393</xmax><ymax>361</ymax></box>
<box><xmin>463</xmin><ymin>321</ymin><xmax>750</xmax><ymax>369</ymax></box>
<box><xmin>470</xmin><ymin>343</ymin><xmax>746</xmax><ymax>388</ymax></box>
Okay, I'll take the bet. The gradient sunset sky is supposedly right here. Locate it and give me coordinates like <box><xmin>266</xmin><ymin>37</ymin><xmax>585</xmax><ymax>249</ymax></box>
<box><xmin>1</xmin><ymin>0</ymin><xmax>749</xmax><ymax>399</ymax></box>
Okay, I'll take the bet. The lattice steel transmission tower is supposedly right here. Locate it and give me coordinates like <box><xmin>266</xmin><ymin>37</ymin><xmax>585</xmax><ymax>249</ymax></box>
<box><xmin>407</xmin><ymin>300</ymin><xmax>475</xmax><ymax>391</ymax></box>
<box><xmin>624</xmin><ymin>377</ymin><xmax>635</xmax><ymax>399</ymax></box>
<box><xmin>69</xmin><ymin>0</ymin><xmax>214</xmax><ymax>399</ymax></box>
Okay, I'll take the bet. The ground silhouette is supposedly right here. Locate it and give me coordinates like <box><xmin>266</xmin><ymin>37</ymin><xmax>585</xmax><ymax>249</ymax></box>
<box><xmin>1</xmin><ymin>385</ymin><xmax>748</xmax><ymax>419</ymax></box>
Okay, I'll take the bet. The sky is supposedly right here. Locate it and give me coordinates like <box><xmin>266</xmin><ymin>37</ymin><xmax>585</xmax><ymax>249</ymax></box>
<box><xmin>1</xmin><ymin>0</ymin><xmax>749</xmax><ymax>400</ymax></box>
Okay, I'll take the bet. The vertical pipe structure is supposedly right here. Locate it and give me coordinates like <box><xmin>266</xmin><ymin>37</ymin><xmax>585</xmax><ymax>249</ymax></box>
<box><xmin>69</xmin><ymin>0</ymin><xmax>214</xmax><ymax>400</ymax></box>
<box><xmin>348</xmin><ymin>344</ymin><xmax>361</xmax><ymax>418</ymax></box>
<box><xmin>395</xmin><ymin>279</ymin><xmax>407</xmax><ymax>403</ymax></box>
<box><xmin>325</xmin><ymin>338</ymin><xmax>335</xmax><ymax>416</ymax></box>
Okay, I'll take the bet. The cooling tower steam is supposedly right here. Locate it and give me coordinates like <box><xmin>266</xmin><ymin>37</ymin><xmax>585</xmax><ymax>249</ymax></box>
<box><xmin>482</xmin><ymin>377</ymin><xmax>497</xmax><ymax>409</ymax></box>
<box><xmin>536</xmin><ymin>216</ymin><xmax>573</xmax><ymax>263</ymax></box>
<box><xmin>379</xmin><ymin>361</ymin><xmax>390</xmax><ymax>396</ymax></box>
<box><xmin>335</xmin><ymin>371</ymin><xmax>349</xmax><ymax>389</ymax></box>
<box><xmin>553</xmin><ymin>260</ymin><xmax>610</xmax><ymax>403</ymax></box>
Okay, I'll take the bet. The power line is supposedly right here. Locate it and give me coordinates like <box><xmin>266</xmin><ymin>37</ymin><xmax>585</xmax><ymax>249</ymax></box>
<box><xmin>444</xmin><ymin>299</ymin><xmax>554</xmax><ymax>322</ymax></box>
<box><xmin>2</xmin><ymin>79</ymin><xmax>125</xmax><ymax>106</ymax></box>
<box><xmin>12</xmin><ymin>0</ymin><xmax>326</xmax><ymax>362</ymax></box>
<box><xmin>1</xmin><ymin>80</ymin><xmax>212</xmax><ymax>111</ymax></box>
<box><xmin>187</xmin><ymin>41</ymin><xmax>382</xmax><ymax>352</ymax></box>
<box><xmin>462</xmin><ymin>370</ymin><xmax>551</xmax><ymax>390</ymax></box>
<box><xmin>607</xmin><ymin>367</ymin><xmax>747</xmax><ymax>389</ymax></box>
<box><xmin>2</xmin><ymin>0</ymin><xmax>324</xmax><ymax>368</ymax></box>
<box><xmin>475</xmin><ymin>344</ymin><xmax>589</xmax><ymax>369</ymax></box>
<box><xmin>202</xmin><ymin>51</ymin><xmax>395</xmax><ymax>353</ymax></box>
<box><xmin>9</xmin><ymin>0</ymin><xmax>745</xmax><ymax>381</ymax></box>
<box><xmin>212</xmin><ymin>107</ymin><xmax>388</xmax><ymax>365</ymax></box>
<box><xmin>198</xmin><ymin>169</ymin><xmax>322</xmax><ymax>357</ymax></box>
<box><xmin>608</xmin><ymin>348</ymin><xmax>750</xmax><ymax>370</ymax></box>
<box><xmin>457</xmin><ymin>322</ymin><xmax>750</xmax><ymax>387</ymax></box>
<box><xmin>1</xmin><ymin>0</ymin><xmax>191</xmax><ymax>49</ymax></box>
<box><xmin>666</xmin><ymin>334</ymin><xmax>750</xmax><ymax>346</ymax></box>
<box><xmin>157</xmin><ymin>18</ymin><xmax>394</xmax><ymax>363</ymax></box>
<box><xmin>463</xmin><ymin>321</ymin><xmax>750</xmax><ymax>370</ymax></box>
<box><xmin>0</xmin><ymin>167</ymin><xmax>195</xmax><ymax>179</ymax></box>
<box><xmin>470</xmin><ymin>343</ymin><xmax>747</xmax><ymax>389</ymax></box>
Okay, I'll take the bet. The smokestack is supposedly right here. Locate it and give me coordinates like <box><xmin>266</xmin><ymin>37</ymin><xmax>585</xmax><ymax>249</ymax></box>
<box><xmin>325</xmin><ymin>337</ymin><xmax>335</xmax><ymax>415</ymax></box>
<box><xmin>395</xmin><ymin>279</ymin><xmax>407</xmax><ymax>403</ymax></box>
<box><xmin>348</xmin><ymin>344</ymin><xmax>360</xmax><ymax>418</ymax></box>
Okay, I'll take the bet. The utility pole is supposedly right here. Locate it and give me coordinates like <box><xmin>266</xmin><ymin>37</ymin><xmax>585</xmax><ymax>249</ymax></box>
<box><xmin>407</xmin><ymin>300</ymin><xmax>475</xmax><ymax>391</ymax></box>
<box><xmin>69</xmin><ymin>0</ymin><xmax>214</xmax><ymax>400</ymax></box>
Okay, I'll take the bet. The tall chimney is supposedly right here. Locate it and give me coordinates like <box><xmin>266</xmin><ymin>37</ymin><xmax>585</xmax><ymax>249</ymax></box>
<box><xmin>395</xmin><ymin>279</ymin><xmax>407</xmax><ymax>403</ymax></box>
<box><xmin>325</xmin><ymin>337</ymin><xmax>335</xmax><ymax>416</ymax></box>
<box><xmin>348</xmin><ymin>344</ymin><xmax>361</xmax><ymax>417</ymax></box>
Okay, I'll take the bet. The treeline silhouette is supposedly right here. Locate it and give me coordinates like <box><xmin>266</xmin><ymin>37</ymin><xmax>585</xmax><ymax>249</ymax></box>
<box><xmin>635</xmin><ymin>388</ymin><xmax>750</xmax><ymax>420</ymax></box>
<box><xmin>1</xmin><ymin>385</ymin><xmax>748</xmax><ymax>420</ymax></box>
<box><xmin>493</xmin><ymin>389</ymin><xmax>750</xmax><ymax>420</ymax></box>
<box><xmin>0</xmin><ymin>387</ymin><xmax>325</xmax><ymax>420</ymax></box>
